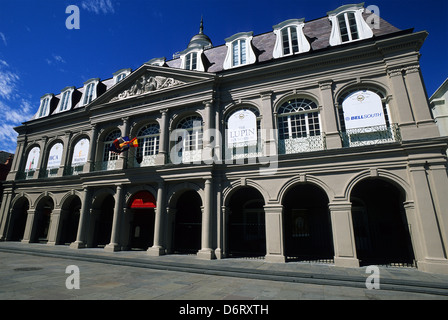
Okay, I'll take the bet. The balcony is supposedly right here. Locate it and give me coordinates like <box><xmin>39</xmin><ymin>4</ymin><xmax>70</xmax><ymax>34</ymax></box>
<box><xmin>340</xmin><ymin>124</ymin><xmax>401</xmax><ymax>148</ymax></box>
<box><xmin>278</xmin><ymin>135</ymin><xmax>326</xmax><ymax>155</ymax></box>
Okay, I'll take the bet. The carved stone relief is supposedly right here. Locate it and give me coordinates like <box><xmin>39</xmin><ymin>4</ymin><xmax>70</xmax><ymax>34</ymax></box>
<box><xmin>110</xmin><ymin>74</ymin><xmax>185</xmax><ymax>102</ymax></box>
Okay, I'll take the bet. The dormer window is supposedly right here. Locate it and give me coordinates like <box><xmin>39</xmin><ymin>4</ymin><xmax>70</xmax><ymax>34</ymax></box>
<box><xmin>327</xmin><ymin>3</ymin><xmax>373</xmax><ymax>46</ymax></box>
<box><xmin>180</xmin><ymin>48</ymin><xmax>205</xmax><ymax>71</ymax></box>
<box><xmin>232</xmin><ymin>39</ymin><xmax>246</xmax><ymax>66</ymax></box>
<box><xmin>338</xmin><ymin>12</ymin><xmax>359</xmax><ymax>42</ymax></box>
<box><xmin>273</xmin><ymin>19</ymin><xmax>311</xmax><ymax>58</ymax></box>
<box><xmin>37</xmin><ymin>94</ymin><xmax>53</xmax><ymax>118</ymax></box>
<box><xmin>56</xmin><ymin>86</ymin><xmax>75</xmax><ymax>113</ymax></box>
<box><xmin>223</xmin><ymin>32</ymin><xmax>256</xmax><ymax>70</ymax></box>
<box><xmin>113</xmin><ymin>68</ymin><xmax>131</xmax><ymax>84</ymax></box>
<box><xmin>185</xmin><ymin>52</ymin><xmax>198</xmax><ymax>70</ymax></box>
<box><xmin>81</xmin><ymin>78</ymin><xmax>99</xmax><ymax>106</ymax></box>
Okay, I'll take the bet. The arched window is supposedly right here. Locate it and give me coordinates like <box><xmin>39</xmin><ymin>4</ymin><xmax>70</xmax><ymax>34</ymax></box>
<box><xmin>136</xmin><ymin>123</ymin><xmax>160</xmax><ymax>166</ymax></box>
<box><xmin>277</xmin><ymin>98</ymin><xmax>324</xmax><ymax>154</ymax></box>
<box><xmin>177</xmin><ymin>115</ymin><xmax>203</xmax><ymax>151</ymax></box>
<box><xmin>171</xmin><ymin>115</ymin><xmax>203</xmax><ymax>164</ymax></box>
<box><xmin>70</xmin><ymin>138</ymin><xmax>90</xmax><ymax>175</ymax></box>
<box><xmin>45</xmin><ymin>143</ymin><xmax>63</xmax><ymax>177</ymax></box>
<box><xmin>102</xmin><ymin>129</ymin><xmax>121</xmax><ymax>169</ymax></box>
<box><xmin>337</xmin><ymin>88</ymin><xmax>398</xmax><ymax>147</ymax></box>
<box><xmin>24</xmin><ymin>146</ymin><xmax>40</xmax><ymax>179</ymax></box>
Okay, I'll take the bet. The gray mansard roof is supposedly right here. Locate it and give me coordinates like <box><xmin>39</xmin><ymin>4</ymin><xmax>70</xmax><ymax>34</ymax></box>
<box><xmin>29</xmin><ymin>7</ymin><xmax>402</xmax><ymax>122</ymax></box>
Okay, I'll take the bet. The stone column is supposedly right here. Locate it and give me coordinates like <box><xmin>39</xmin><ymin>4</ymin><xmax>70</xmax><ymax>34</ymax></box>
<box><xmin>148</xmin><ymin>181</ymin><xmax>166</xmax><ymax>256</ymax></box>
<box><xmin>197</xmin><ymin>178</ymin><xmax>215</xmax><ymax>259</ymax></box>
<box><xmin>85</xmin><ymin>124</ymin><xmax>98</xmax><ymax>173</ymax></box>
<box><xmin>409</xmin><ymin>165</ymin><xmax>448</xmax><ymax>274</ymax></box>
<box><xmin>0</xmin><ymin>190</ymin><xmax>13</xmax><ymax>240</ymax></box>
<box><xmin>260</xmin><ymin>91</ymin><xmax>277</xmax><ymax>157</ymax></box>
<box><xmin>264</xmin><ymin>204</ymin><xmax>285</xmax><ymax>263</ymax></box>
<box><xmin>403</xmin><ymin>65</ymin><xmax>440</xmax><ymax>138</ymax></box>
<box><xmin>329</xmin><ymin>201</ymin><xmax>359</xmax><ymax>268</ymax></box>
<box><xmin>71</xmin><ymin>188</ymin><xmax>92</xmax><ymax>249</ymax></box>
<box><xmin>221</xmin><ymin>206</ymin><xmax>230</xmax><ymax>259</ymax></box>
<box><xmin>46</xmin><ymin>209</ymin><xmax>62</xmax><ymax>245</ymax></box>
<box><xmin>21</xmin><ymin>209</ymin><xmax>36</xmax><ymax>244</ymax></box>
<box><xmin>105</xmin><ymin>185</ymin><xmax>124</xmax><ymax>252</ymax></box>
<box><xmin>156</xmin><ymin>109</ymin><xmax>168</xmax><ymax>165</ymax></box>
<box><xmin>57</xmin><ymin>132</ymin><xmax>72</xmax><ymax>176</ymax></box>
<box><xmin>319</xmin><ymin>81</ymin><xmax>341</xmax><ymax>149</ymax></box>
<box><xmin>7</xmin><ymin>140</ymin><xmax>25</xmax><ymax>181</ymax></box>
<box><xmin>34</xmin><ymin>138</ymin><xmax>47</xmax><ymax>179</ymax></box>
<box><xmin>116</xmin><ymin>117</ymin><xmax>129</xmax><ymax>170</ymax></box>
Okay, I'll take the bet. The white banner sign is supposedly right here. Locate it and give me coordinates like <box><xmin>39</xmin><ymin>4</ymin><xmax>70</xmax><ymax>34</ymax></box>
<box><xmin>25</xmin><ymin>147</ymin><xmax>40</xmax><ymax>171</ymax></box>
<box><xmin>227</xmin><ymin>109</ymin><xmax>257</xmax><ymax>147</ymax></box>
<box><xmin>342</xmin><ymin>90</ymin><xmax>386</xmax><ymax>130</ymax></box>
<box><xmin>47</xmin><ymin>143</ymin><xmax>63</xmax><ymax>168</ymax></box>
<box><xmin>72</xmin><ymin>138</ymin><xmax>89</xmax><ymax>165</ymax></box>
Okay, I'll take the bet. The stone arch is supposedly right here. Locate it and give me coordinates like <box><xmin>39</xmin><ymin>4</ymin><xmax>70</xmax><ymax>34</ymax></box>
<box><xmin>343</xmin><ymin>169</ymin><xmax>411</xmax><ymax>203</ymax></box>
<box><xmin>125</xmin><ymin>185</ymin><xmax>158</xmax><ymax>208</ymax></box>
<box><xmin>277</xmin><ymin>174</ymin><xmax>334</xmax><ymax>204</ymax></box>
<box><xmin>167</xmin><ymin>181</ymin><xmax>204</xmax><ymax>209</ymax></box>
<box><xmin>334</xmin><ymin>80</ymin><xmax>391</xmax><ymax>102</ymax></box>
<box><xmin>223</xmin><ymin>101</ymin><xmax>262</xmax><ymax>120</ymax></box>
<box><xmin>274</xmin><ymin>91</ymin><xmax>321</xmax><ymax>114</ymax></box>
<box><xmin>222</xmin><ymin>179</ymin><xmax>270</xmax><ymax>208</ymax></box>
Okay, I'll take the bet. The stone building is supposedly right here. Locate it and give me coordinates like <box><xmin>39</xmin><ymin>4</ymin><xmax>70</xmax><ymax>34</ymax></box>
<box><xmin>1</xmin><ymin>3</ymin><xmax>447</xmax><ymax>274</ymax></box>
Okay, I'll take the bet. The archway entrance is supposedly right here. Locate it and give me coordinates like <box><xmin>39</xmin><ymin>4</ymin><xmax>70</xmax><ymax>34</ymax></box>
<box><xmin>172</xmin><ymin>190</ymin><xmax>202</xmax><ymax>254</ymax></box>
<box><xmin>59</xmin><ymin>196</ymin><xmax>81</xmax><ymax>245</ymax></box>
<box><xmin>8</xmin><ymin>198</ymin><xmax>29</xmax><ymax>241</ymax></box>
<box><xmin>128</xmin><ymin>191</ymin><xmax>156</xmax><ymax>250</ymax></box>
<box><xmin>92</xmin><ymin>194</ymin><xmax>114</xmax><ymax>248</ymax></box>
<box><xmin>351</xmin><ymin>178</ymin><xmax>415</xmax><ymax>266</ymax></box>
<box><xmin>228</xmin><ymin>187</ymin><xmax>266</xmax><ymax>258</ymax></box>
<box><xmin>33</xmin><ymin>197</ymin><xmax>54</xmax><ymax>243</ymax></box>
<box><xmin>282</xmin><ymin>184</ymin><xmax>334</xmax><ymax>262</ymax></box>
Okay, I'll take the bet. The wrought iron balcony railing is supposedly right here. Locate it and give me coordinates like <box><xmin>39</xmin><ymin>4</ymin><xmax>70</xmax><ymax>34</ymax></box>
<box><xmin>340</xmin><ymin>124</ymin><xmax>401</xmax><ymax>148</ymax></box>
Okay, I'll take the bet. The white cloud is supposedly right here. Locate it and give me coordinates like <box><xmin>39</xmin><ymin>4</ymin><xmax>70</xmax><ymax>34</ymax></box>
<box><xmin>0</xmin><ymin>32</ymin><xmax>7</xmax><ymax>46</ymax></box>
<box><xmin>0</xmin><ymin>63</ymin><xmax>19</xmax><ymax>100</ymax></box>
<box><xmin>81</xmin><ymin>0</ymin><xmax>115</xmax><ymax>14</ymax></box>
<box><xmin>0</xmin><ymin>60</ymin><xmax>36</xmax><ymax>153</ymax></box>
<box><xmin>46</xmin><ymin>54</ymin><xmax>66</xmax><ymax>65</ymax></box>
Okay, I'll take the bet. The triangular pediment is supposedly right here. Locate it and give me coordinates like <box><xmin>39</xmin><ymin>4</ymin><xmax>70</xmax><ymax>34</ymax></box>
<box><xmin>94</xmin><ymin>65</ymin><xmax>216</xmax><ymax>106</ymax></box>
<box><xmin>109</xmin><ymin>74</ymin><xmax>185</xmax><ymax>102</ymax></box>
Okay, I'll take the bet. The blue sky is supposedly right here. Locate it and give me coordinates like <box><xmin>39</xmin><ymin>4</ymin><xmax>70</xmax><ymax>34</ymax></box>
<box><xmin>0</xmin><ymin>0</ymin><xmax>446</xmax><ymax>154</ymax></box>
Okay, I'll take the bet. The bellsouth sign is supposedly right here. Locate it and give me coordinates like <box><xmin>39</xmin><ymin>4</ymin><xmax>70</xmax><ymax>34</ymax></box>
<box><xmin>342</xmin><ymin>90</ymin><xmax>386</xmax><ymax>130</ymax></box>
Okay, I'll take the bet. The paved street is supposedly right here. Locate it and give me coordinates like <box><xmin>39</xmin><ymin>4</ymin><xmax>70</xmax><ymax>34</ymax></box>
<box><xmin>1</xmin><ymin>244</ymin><xmax>447</xmax><ymax>302</ymax></box>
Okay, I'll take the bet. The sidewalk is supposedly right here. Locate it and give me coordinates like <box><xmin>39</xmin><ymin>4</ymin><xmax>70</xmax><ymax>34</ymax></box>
<box><xmin>0</xmin><ymin>241</ymin><xmax>448</xmax><ymax>300</ymax></box>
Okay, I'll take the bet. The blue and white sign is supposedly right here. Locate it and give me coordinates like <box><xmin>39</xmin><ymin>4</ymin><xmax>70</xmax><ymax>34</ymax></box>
<box><xmin>47</xmin><ymin>143</ymin><xmax>63</xmax><ymax>169</ymax></box>
<box><xmin>342</xmin><ymin>90</ymin><xmax>386</xmax><ymax>130</ymax></box>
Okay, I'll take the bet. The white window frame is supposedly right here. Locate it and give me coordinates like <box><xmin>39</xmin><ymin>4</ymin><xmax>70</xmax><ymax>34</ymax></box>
<box><xmin>81</xmin><ymin>78</ymin><xmax>99</xmax><ymax>106</ymax></box>
<box><xmin>327</xmin><ymin>4</ymin><xmax>373</xmax><ymax>46</ymax></box>
<box><xmin>223</xmin><ymin>32</ymin><xmax>256</xmax><ymax>70</ymax></box>
<box><xmin>113</xmin><ymin>68</ymin><xmax>131</xmax><ymax>84</ymax></box>
<box><xmin>272</xmin><ymin>19</ymin><xmax>310</xmax><ymax>58</ymax></box>
<box><xmin>55</xmin><ymin>87</ymin><xmax>75</xmax><ymax>113</ymax></box>
<box><xmin>135</xmin><ymin>123</ymin><xmax>160</xmax><ymax>167</ymax></box>
<box><xmin>180</xmin><ymin>47</ymin><xmax>205</xmax><ymax>71</ymax></box>
<box><xmin>37</xmin><ymin>94</ymin><xmax>53</xmax><ymax>118</ymax></box>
